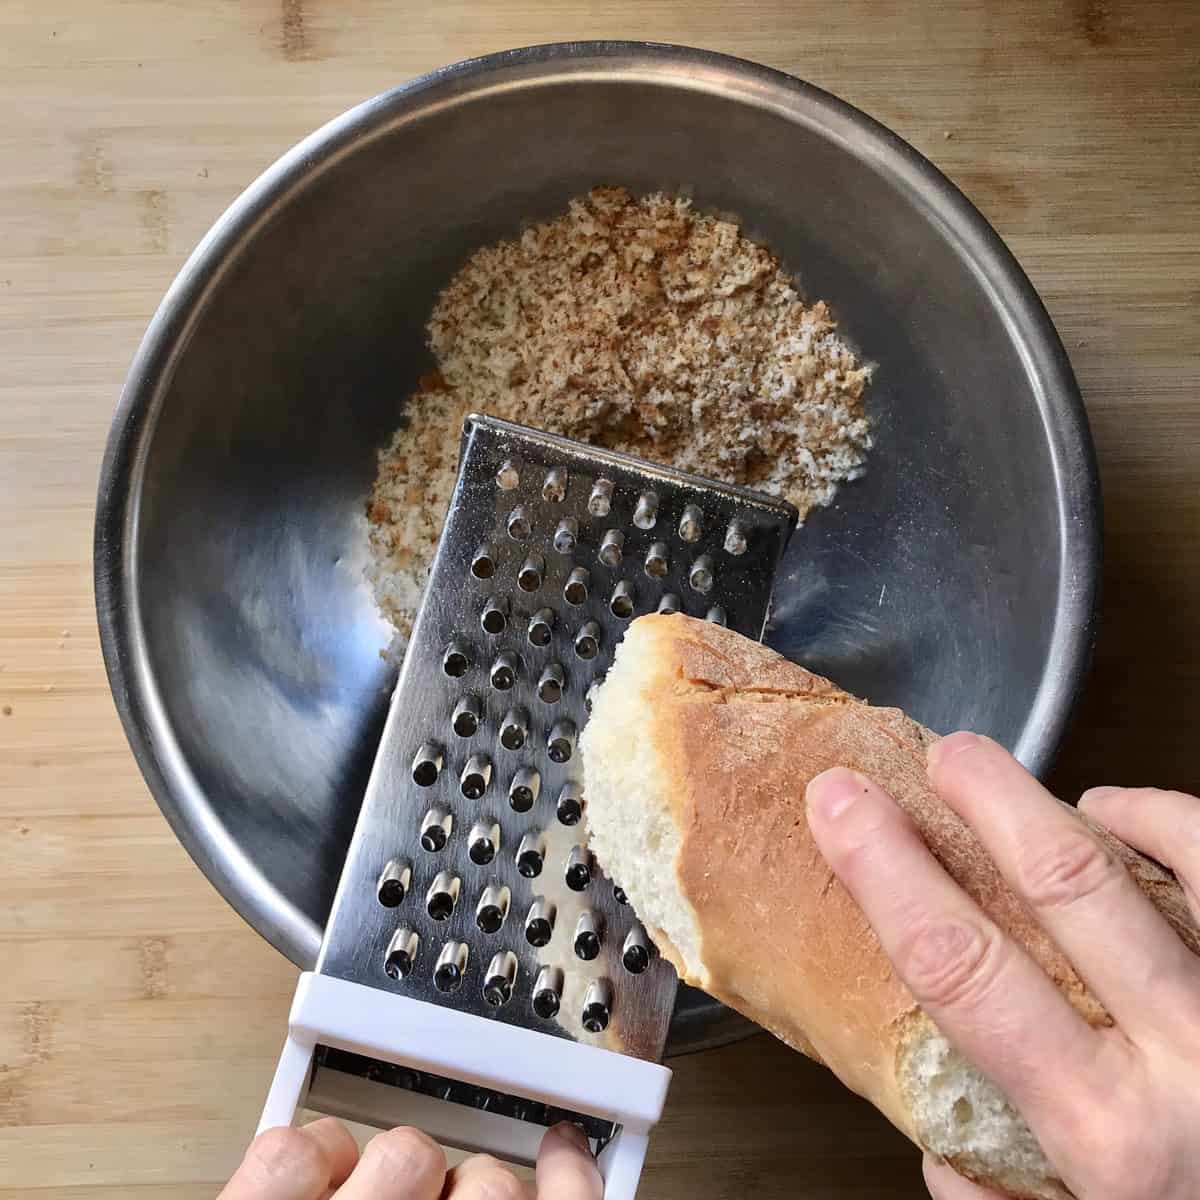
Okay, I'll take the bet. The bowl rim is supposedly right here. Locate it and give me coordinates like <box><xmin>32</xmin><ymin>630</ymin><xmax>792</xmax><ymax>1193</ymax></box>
<box><xmin>94</xmin><ymin>39</ymin><xmax>1101</xmax><ymax>1006</ymax></box>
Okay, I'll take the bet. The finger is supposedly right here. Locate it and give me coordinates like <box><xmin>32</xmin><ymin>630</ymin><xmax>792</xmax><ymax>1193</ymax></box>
<box><xmin>334</xmin><ymin>1126</ymin><xmax>445</xmax><ymax>1200</ymax></box>
<box><xmin>806</xmin><ymin>766</ymin><xmax>1102</xmax><ymax>1125</ymax></box>
<box><xmin>301</xmin><ymin>1120</ymin><xmax>360</xmax><ymax>1190</ymax></box>
<box><xmin>220</xmin><ymin>1123</ymin><xmax>355</xmax><ymax>1200</ymax></box>
<box><xmin>929</xmin><ymin>733</ymin><xmax>1200</xmax><ymax>1030</ymax></box>
<box><xmin>1079</xmin><ymin>785</ymin><xmax>1200</xmax><ymax>921</ymax></box>
<box><xmin>442</xmin><ymin>1153</ymin><xmax>531</xmax><ymax>1200</ymax></box>
<box><xmin>535</xmin><ymin>1125</ymin><xmax>602</xmax><ymax>1200</ymax></box>
<box><xmin>922</xmin><ymin>1154</ymin><xmax>1008</xmax><ymax>1200</ymax></box>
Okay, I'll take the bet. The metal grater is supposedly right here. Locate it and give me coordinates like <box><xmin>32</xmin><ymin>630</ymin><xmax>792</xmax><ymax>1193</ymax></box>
<box><xmin>259</xmin><ymin>414</ymin><xmax>796</xmax><ymax>1198</ymax></box>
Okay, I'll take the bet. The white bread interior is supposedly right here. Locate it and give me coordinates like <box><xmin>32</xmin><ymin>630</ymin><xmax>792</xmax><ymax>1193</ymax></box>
<box><xmin>580</xmin><ymin>614</ymin><xmax>1200</xmax><ymax>1200</ymax></box>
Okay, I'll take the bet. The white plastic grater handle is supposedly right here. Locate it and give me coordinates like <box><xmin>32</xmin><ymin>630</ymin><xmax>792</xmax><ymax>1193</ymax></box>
<box><xmin>258</xmin><ymin>973</ymin><xmax>671</xmax><ymax>1199</ymax></box>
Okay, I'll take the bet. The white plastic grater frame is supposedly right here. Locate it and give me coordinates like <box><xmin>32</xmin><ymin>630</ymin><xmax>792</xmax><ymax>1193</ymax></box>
<box><xmin>260</xmin><ymin>972</ymin><xmax>670</xmax><ymax>1198</ymax></box>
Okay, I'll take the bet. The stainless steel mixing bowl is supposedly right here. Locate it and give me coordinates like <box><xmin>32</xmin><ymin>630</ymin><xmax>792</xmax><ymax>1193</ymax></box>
<box><xmin>95</xmin><ymin>42</ymin><xmax>1099</xmax><ymax>1054</ymax></box>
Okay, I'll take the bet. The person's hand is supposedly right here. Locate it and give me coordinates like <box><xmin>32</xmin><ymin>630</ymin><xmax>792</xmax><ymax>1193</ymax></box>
<box><xmin>806</xmin><ymin>731</ymin><xmax>1200</xmax><ymax>1200</ymax></box>
<box><xmin>219</xmin><ymin>1119</ymin><xmax>601</xmax><ymax>1200</ymax></box>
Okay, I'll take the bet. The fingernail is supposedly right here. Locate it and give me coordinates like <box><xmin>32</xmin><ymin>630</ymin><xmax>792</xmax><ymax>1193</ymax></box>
<box><xmin>927</xmin><ymin>730</ymin><xmax>982</xmax><ymax>769</ymax></box>
<box><xmin>551</xmin><ymin>1122</ymin><xmax>592</xmax><ymax>1154</ymax></box>
<box><xmin>1079</xmin><ymin>785</ymin><xmax>1121</xmax><ymax>807</ymax></box>
<box><xmin>807</xmin><ymin>767</ymin><xmax>868</xmax><ymax>821</ymax></box>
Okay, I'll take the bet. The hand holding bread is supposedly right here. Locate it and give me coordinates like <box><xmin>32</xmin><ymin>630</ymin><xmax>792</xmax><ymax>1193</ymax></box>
<box><xmin>580</xmin><ymin>615</ymin><xmax>1200</xmax><ymax>1200</ymax></box>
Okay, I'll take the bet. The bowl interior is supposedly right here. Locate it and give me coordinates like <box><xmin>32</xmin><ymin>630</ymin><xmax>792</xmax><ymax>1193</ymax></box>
<box><xmin>104</xmin><ymin>49</ymin><xmax>1095</xmax><ymax>1052</ymax></box>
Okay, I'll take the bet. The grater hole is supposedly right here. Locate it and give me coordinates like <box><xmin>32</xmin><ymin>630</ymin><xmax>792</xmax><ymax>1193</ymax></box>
<box><xmin>384</xmin><ymin>927</ymin><xmax>418</xmax><ymax>980</ymax></box>
<box><xmin>483</xmin><ymin>978</ymin><xmax>511</xmax><ymax>1007</ymax></box>
<box><xmin>517</xmin><ymin>831</ymin><xmax>546</xmax><ymax>879</ymax></box>
<box><xmin>507</xmin><ymin>505</ymin><xmax>532</xmax><ymax>540</ymax></box>
<box><xmin>587</xmin><ymin>478</ymin><xmax>614</xmax><ymax>517</ymax></box>
<box><xmin>563</xmin><ymin>566</ymin><xmax>589</xmax><ymax>606</ymax></box>
<box><xmin>644</xmin><ymin>542</ymin><xmax>670</xmax><ymax>578</ymax></box>
<box><xmin>556</xmin><ymin>784</ymin><xmax>583</xmax><ymax>826</ymax></box>
<box><xmin>689</xmin><ymin>555</ymin><xmax>715</xmax><ymax>595</ymax></box>
<box><xmin>483</xmin><ymin>950</ymin><xmax>518</xmax><ymax>1007</ymax></box>
<box><xmin>582</xmin><ymin>979</ymin><xmax>613</xmax><ymax>1032</ymax></box>
<box><xmin>724</xmin><ymin>520</ymin><xmax>749</xmax><ymax>556</ymax></box>
<box><xmin>622</xmin><ymin>924</ymin><xmax>653</xmax><ymax>974</ymax></box>
<box><xmin>536</xmin><ymin>662</ymin><xmax>565</xmax><ymax>704</ymax></box>
<box><xmin>657</xmin><ymin>593</ymin><xmax>681</xmax><ymax>615</ymax></box>
<box><xmin>411</xmin><ymin>742</ymin><xmax>443</xmax><ymax>787</ymax></box>
<box><xmin>490</xmin><ymin>652</ymin><xmax>518</xmax><ymax>691</ymax></box>
<box><xmin>452</xmin><ymin>696</ymin><xmax>482</xmax><ymax>738</ymax></box>
<box><xmin>420</xmin><ymin>807</ymin><xmax>452</xmax><ymax>853</ymax></box>
<box><xmin>460</xmin><ymin>755</ymin><xmax>492</xmax><ymax>800</ymax></box>
<box><xmin>508</xmin><ymin>766</ymin><xmax>541</xmax><ymax>813</ymax></box>
<box><xmin>574</xmin><ymin>622</ymin><xmax>601</xmax><ymax>660</ymax></box>
<box><xmin>434</xmin><ymin>942</ymin><xmax>468</xmax><ymax>993</ymax></box>
<box><xmin>376</xmin><ymin>858</ymin><xmax>411</xmax><ymax>908</ymax></box>
<box><xmin>609</xmin><ymin>580</ymin><xmax>635</xmax><ymax>619</ymax></box>
<box><xmin>518</xmin><ymin>553</ymin><xmax>545</xmax><ymax>592</ymax></box>
<box><xmin>573</xmin><ymin>910</ymin><xmax>603</xmax><ymax>961</ymax></box>
<box><xmin>532</xmin><ymin>965</ymin><xmax>563</xmax><ymax>1019</ymax></box>
<box><xmin>480</xmin><ymin>596</ymin><xmax>509</xmax><ymax>635</ymax></box>
<box><xmin>471</xmin><ymin>542</ymin><xmax>498</xmax><ymax>579</ymax></box>
<box><xmin>633</xmin><ymin>491</ymin><xmax>659</xmax><ymax>530</ymax></box>
<box><xmin>426</xmin><ymin>872</ymin><xmax>460</xmax><ymax>922</ymax></box>
<box><xmin>499</xmin><ymin>708</ymin><xmax>529</xmax><ymax>752</ymax></box>
<box><xmin>613</xmin><ymin>884</ymin><xmax>628</xmax><ymax>905</ymax></box>
<box><xmin>524</xmin><ymin>898</ymin><xmax>556</xmax><ymax>947</ymax></box>
<box><xmin>528</xmin><ymin>607</ymin><xmax>555</xmax><ymax>647</ymax></box>
<box><xmin>553</xmin><ymin>517</ymin><xmax>578</xmax><ymax>555</ymax></box>
<box><xmin>476</xmin><ymin>886</ymin><xmax>510</xmax><ymax>935</ymax></box>
<box><xmin>496</xmin><ymin>459</ymin><xmax>520</xmax><ymax>491</ymax></box>
<box><xmin>442</xmin><ymin>642</ymin><xmax>471</xmax><ymax>677</ymax></box>
<box><xmin>565</xmin><ymin>845</ymin><xmax>592</xmax><ymax>891</ymax></box>
<box><xmin>598</xmin><ymin>529</ymin><xmax>624</xmax><ymax>569</ymax></box>
<box><xmin>467</xmin><ymin>820</ymin><xmax>499</xmax><ymax>865</ymax></box>
<box><xmin>706</xmin><ymin>604</ymin><xmax>728</xmax><ymax>626</ymax></box>
<box><xmin>679</xmin><ymin>504</ymin><xmax>703</xmax><ymax>543</ymax></box>
<box><xmin>542</xmin><ymin>468</ymin><xmax>568</xmax><ymax>503</ymax></box>
<box><xmin>547</xmin><ymin>719</ymin><xmax>577</xmax><ymax>764</ymax></box>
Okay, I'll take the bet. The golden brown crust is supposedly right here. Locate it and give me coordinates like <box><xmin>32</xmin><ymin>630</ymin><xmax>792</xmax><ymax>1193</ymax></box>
<box><xmin>623</xmin><ymin>613</ymin><xmax>1196</xmax><ymax>1186</ymax></box>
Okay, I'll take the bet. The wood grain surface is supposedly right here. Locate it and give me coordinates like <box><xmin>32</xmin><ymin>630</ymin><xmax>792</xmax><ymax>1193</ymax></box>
<box><xmin>1</xmin><ymin>1</ymin><xmax>1197</xmax><ymax>1195</ymax></box>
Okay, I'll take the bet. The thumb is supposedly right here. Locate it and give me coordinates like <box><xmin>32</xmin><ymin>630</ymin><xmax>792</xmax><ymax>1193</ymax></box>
<box><xmin>535</xmin><ymin>1124</ymin><xmax>602</xmax><ymax>1199</ymax></box>
<box><xmin>923</xmin><ymin>1154</ymin><xmax>1010</xmax><ymax>1200</ymax></box>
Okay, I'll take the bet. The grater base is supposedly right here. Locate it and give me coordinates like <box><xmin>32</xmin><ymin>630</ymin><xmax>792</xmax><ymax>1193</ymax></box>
<box><xmin>259</xmin><ymin>972</ymin><xmax>667</xmax><ymax>1193</ymax></box>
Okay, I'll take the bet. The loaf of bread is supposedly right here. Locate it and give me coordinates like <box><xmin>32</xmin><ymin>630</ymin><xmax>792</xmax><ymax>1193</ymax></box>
<box><xmin>579</xmin><ymin>614</ymin><xmax>1200</xmax><ymax>1200</ymax></box>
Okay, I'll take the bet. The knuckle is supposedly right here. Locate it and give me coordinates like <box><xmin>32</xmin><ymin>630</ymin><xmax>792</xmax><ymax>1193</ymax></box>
<box><xmin>365</xmin><ymin>1126</ymin><xmax>445</xmax><ymax>1179</ymax></box>
<box><xmin>1078</xmin><ymin>1128</ymin><xmax>1169</xmax><ymax>1200</ymax></box>
<box><xmin>245</xmin><ymin>1126</ymin><xmax>325</xmax><ymax>1184</ymax></box>
<box><xmin>1047</xmin><ymin>1069</ymin><xmax>1172</xmax><ymax>1200</ymax></box>
<box><xmin>899</xmin><ymin>918</ymin><xmax>1005</xmax><ymax>1012</ymax></box>
<box><xmin>1019</xmin><ymin>829</ymin><xmax>1117</xmax><ymax>909</ymax></box>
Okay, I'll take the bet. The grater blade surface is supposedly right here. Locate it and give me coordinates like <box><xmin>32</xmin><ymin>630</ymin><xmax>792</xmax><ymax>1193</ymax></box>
<box><xmin>316</xmin><ymin>414</ymin><xmax>796</xmax><ymax>1074</ymax></box>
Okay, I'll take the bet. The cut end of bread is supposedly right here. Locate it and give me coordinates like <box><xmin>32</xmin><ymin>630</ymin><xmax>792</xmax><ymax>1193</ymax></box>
<box><xmin>900</xmin><ymin>1017</ymin><xmax>1070</xmax><ymax>1200</ymax></box>
<box><xmin>579</xmin><ymin>627</ymin><xmax>707</xmax><ymax>985</ymax></box>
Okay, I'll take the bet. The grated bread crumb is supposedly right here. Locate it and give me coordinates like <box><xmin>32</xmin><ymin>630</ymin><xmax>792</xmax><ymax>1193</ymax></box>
<box><xmin>367</xmin><ymin>187</ymin><xmax>872</xmax><ymax>648</ymax></box>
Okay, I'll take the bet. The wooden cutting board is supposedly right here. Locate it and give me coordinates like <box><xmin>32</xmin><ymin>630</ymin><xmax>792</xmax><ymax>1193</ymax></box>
<box><xmin>1</xmin><ymin>1</ymin><xmax>1197</xmax><ymax>1195</ymax></box>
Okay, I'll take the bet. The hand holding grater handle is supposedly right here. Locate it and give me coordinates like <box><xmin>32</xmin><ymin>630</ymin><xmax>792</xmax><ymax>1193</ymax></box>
<box><xmin>259</xmin><ymin>972</ymin><xmax>669</xmax><ymax>1198</ymax></box>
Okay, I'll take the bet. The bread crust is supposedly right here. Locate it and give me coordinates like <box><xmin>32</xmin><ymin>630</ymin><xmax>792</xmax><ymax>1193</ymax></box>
<box><xmin>590</xmin><ymin>614</ymin><xmax>1198</xmax><ymax>1198</ymax></box>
